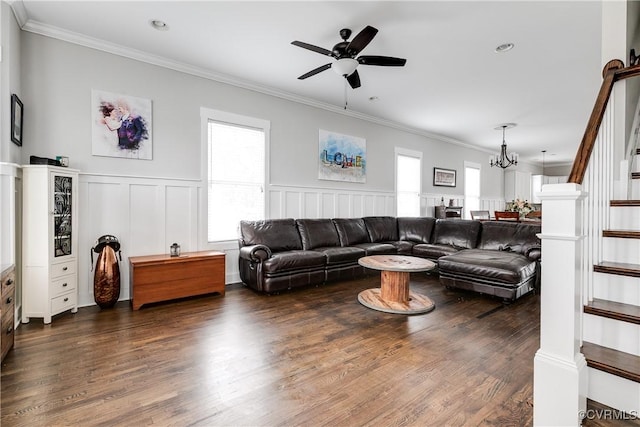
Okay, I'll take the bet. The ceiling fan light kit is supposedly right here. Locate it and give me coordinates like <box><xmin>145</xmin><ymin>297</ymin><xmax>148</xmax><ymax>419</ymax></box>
<box><xmin>292</xmin><ymin>25</ymin><xmax>406</xmax><ymax>90</ymax></box>
<box><xmin>333</xmin><ymin>58</ymin><xmax>358</xmax><ymax>76</ymax></box>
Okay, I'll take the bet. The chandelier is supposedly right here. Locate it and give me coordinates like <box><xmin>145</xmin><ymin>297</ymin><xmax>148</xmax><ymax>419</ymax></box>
<box><xmin>490</xmin><ymin>123</ymin><xmax>518</xmax><ymax>169</ymax></box>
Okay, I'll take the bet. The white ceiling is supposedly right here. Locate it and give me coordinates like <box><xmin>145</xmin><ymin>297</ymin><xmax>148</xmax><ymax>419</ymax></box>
<box><xmin>12</xmin><ymin>1</ymin><xmax>606</xmax><ymax>166</ymax></box>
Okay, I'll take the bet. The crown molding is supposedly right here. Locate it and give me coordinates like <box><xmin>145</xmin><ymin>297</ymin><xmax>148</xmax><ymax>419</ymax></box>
<box><xmin>7</xmin><ymin>1</ymin><xmax>27</xmax><ymax>27</ymax></box>
<box><xmin>16</xmin><ymin>16</ymin><xmax>496</xmax><ymax>156</ymax></box>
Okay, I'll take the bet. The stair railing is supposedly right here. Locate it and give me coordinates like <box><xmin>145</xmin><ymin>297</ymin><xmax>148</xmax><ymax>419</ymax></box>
<box><xmin>569</xmin><ymin>60</ymin><xmax>640</xmax><ymax>303</ymax></box>
<box><xmin>534</xmin><ymin>59</ymin><xmax>640</xmax><ymax>426</ymax></box>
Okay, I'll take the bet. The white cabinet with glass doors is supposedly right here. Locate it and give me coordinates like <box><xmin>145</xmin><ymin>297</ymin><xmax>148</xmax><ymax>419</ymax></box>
<box><xmin>22</xmin><ymin>166</ymin><xmax>79</xmax><ymax>324</ymax></box>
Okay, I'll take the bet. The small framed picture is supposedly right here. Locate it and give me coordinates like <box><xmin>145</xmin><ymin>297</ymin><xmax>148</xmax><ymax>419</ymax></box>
<box><xmin>433</xmin><ymin>167</ymin><xmax>456</xmax><ymax>187</ymax></box>
<box><xmin>11</xmin><ymin>94</ymin><xmax>23</xmax><ymax>146</ymax></box>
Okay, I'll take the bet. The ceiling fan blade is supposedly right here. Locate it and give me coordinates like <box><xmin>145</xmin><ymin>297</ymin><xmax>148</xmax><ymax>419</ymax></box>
<box><xmin>346</xmin><ymin>70</ymin><xmax>361</xmax><ymax>89</ymax></box>
<box><xmin>298</xmin><ymin>63</ymin><xmax>332</xmax><ymax>80</ymax></box>
<box><xmin>291</xmin><ymin>41</ymin><xmax>333</xmax><ymax>57</ymax></box>
<box><xmin>358</xmin><ymin>55</ymin><xmax>407</xmax><ymax>66</ymax></box>
<box><xmin>346</xmin><ymin>26</ymin><xmax>378</xmax><ymax>56</ymax></box>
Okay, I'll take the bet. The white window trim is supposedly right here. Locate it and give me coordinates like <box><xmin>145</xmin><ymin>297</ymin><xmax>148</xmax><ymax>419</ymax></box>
<box><xmin>199</xmin><ymin>107</ymin><xmax>270</xmax><ymax>251</ymax></box>
<box><xmin>463</xmin><ymin>161</ymin><xmax>481</xmax><ymax>219</ymax></box>
<box><xmin>395</xmin><ymin>147</ymin><xmax>423</xmax><ymax>217</ymax></box>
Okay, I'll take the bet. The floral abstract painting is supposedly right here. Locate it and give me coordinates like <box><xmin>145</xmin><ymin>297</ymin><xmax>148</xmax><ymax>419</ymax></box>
<box><xmin>318</xmin><ymin>129</ymin><xmax>366</xmax><ymax>183</ymax></box>
<box><xmin>92</xmin><ymin>90</ymin><xmax>152</xmax><ymax>159</ymax></box>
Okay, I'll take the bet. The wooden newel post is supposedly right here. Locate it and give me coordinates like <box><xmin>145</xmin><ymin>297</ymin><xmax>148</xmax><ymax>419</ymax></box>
<box><xmin>380</xmin><ymin>271</ymin><xmax>409</xmax><ymax>303</ymax></box>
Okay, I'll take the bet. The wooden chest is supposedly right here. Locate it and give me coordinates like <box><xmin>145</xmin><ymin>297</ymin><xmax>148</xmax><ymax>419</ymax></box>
<box><xmin>129</xmin><ymin>251</ymin><xmax>225</xmax><ymax>310</ymax></box>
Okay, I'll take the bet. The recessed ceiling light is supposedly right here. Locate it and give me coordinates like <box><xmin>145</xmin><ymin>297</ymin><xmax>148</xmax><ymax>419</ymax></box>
<box><xmin>150</xmin><ymin>19</ymin><xmax>169</xmax><ymax>31</ymax></box>
<box><xmin>495</xmin><ymin>43</ymin><xmax>514</xmax><ymax>53</ymax></box>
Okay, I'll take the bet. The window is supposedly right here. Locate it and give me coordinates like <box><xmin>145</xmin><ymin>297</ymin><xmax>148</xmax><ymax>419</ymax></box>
<box><xmin>464</xmin><ymin>162</ymin><xmax>481</xmax><ymax>219</ymax></box>
<box><xmin>396</xmin><ymin>148</ymin><xmax>422</xmax><ymax>216</ymax></box>
<box><xmin>203</xmin><ymin>109</ymin><xmax>269</xmax><ymax>242</ymax></box>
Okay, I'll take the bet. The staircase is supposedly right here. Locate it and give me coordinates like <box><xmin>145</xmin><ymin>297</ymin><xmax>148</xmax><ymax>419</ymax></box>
<box><xmin>580</xmin><ymin>96</ymin><xmax>640</xmax><ymax>413</ymax></box>
<box><xmin>582</xmin><ymin>201</ymin><xmax>640</xmax><ymax>412</ymax></box>
<box><xmin>533</xmin><ymin>60</ymin><xmax>640</xmax><ymax>425</ymax></box>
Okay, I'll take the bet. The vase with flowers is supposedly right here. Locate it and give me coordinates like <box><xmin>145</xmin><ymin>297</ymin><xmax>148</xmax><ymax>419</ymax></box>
<box><xmin>506</xmin><ymin>198</ymin><xmax>534</xmax><ymax>219</ymax></box>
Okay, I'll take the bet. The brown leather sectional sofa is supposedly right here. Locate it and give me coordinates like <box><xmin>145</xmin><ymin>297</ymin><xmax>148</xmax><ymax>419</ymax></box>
<box><xmin>238</xmin><ymin>216</ymin><xmax>541</xmax><ymax>302</ymax></box>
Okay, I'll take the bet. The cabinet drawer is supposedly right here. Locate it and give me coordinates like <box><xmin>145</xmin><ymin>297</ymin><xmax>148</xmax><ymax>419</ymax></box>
<box><xmin>50</xmin><ymin>275</ymin><xmax>77</xmax><ymax>297</ymax></box>
<box><xmin>1</xmin><ymin>288</ymin><xmax>14</xmax><ymax>314</ymax></box>
<box><xmin>51</xmin><ymin>292</ymin><xmax>76</xmax><ymax>314</ymax></box>
<box><xmin>1</xmin><ymin>267</ymin><xmax>15</xmax><ymax>297</ymax></box>
<box><xmin>51</xmin><ymin>261</ymin><xmax>76</xmax><ymax>278</ymax></box>
<box><xmin>1</xmin><ymin>309</ymin><xmax>15</xmax><ymax>360</ymax></box>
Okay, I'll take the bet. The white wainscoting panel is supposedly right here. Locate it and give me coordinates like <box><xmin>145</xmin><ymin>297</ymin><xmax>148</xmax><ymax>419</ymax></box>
<box><xmin>268</xmin><ymin>185</ymin><xmax>395</xmax><ymax>219</ymax></box>
<box><xmin>78</xmin><ymin>174</ymin><xmax>201</xmax><ymax>307</ymax></box>
<box><xmin>165</xmin><ymin>185</ymin><xmax>198</xmax><ymax>253</ymax></box>
<box><xmin>303</xmin><ymin>192</ymin><xmax>319</xmax><ymax>218</ymax></box>
<box><xmin>319</xmin><ymin>193</ymin><xmax>332</xmax><ymax>218</ymax></box>
<box><xmin>0</xmin><ymin>163</ymin><xmax>20</xmax><ymax>267</ymax></box>
<box><xmin>1</xmin><ymin>163</ymin><xmax>21</xmax><ymax>324</ymax></box>
<box><xmin>481</xmin><ymin>198</ymin><xmax>507</xmax><ymax>215</ymax></box>
<box><xmin>130</xmin><ymin>184</ymin><xmax>165</xmax><ymax>256</ymax></box>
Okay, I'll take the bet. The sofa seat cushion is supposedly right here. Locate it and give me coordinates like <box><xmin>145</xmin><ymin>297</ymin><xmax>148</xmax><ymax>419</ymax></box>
<box><xmin>412</xmin><ymin>243</ymin><xmax>460</xmax><ymax>260</ymax></box>
<box><xmin>262</xmin><ymin>250</ymin><xmax>326</xmax><ymax>274</ymax></box>
<box><xmin>312</xmin><ymin>246</ymin><xmax>366</xmax><ymax>265</ymax></box>
<box><xmin>437</xmin><ymin>249</ymin><xmax>536</xmax><ymax>287</ymax></box>
<box><xmin>353</xmin><ymin>242</ymin><xmax>397</xmax><ymax>255</ymax></box>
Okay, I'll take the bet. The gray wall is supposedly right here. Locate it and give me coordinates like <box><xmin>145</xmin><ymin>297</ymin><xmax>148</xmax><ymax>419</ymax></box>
<box><xmin>20</xmin><ymin>32</ymin><xmax>510</xmax><ymax>199</ymax></box>
<box><xmin>0</xmin><ymin>2</ymin><xmax>22</xmax><ymax>164</ymax></box>
<box><xmin>544</xmin><ymin>164</ymin><xmax>572</xmax><ymax>176</ymax></box>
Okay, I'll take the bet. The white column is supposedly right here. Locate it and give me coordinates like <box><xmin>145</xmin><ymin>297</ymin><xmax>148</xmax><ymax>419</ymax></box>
<box><xmin>534</xmin><ymin>183</ymin><xmax>587</xmax><ymax>427</ymax></box>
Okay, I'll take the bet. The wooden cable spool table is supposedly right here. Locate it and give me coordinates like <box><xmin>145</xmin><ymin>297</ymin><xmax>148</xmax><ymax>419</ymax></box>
<box><xmin>358</xmin><ymin>255</ymin><xmax>436</xmax><ymax>315</ymax></box>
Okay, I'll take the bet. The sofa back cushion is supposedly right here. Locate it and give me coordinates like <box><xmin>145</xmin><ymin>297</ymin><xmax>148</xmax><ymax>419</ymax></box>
<box><xmin>478</xmin><ymin>221</ymin><xmax>541</xmax><ymax>255</ymax></box>
<box><xmin>478</xmin><ymin>221</ymin><xmax>518</xmax><ymax>251</ymax></box>
<box><xmin>363</xmin><ymin>216</ymin><xmax>399</xmax><ymax>242</ymax></box>
<box><xmin>432</xmin><ymin>219</ymin><xmax>481</xmax><ymax>249</ymax></box>
<box><xmin>397</xmin><ymin>217</ymin><xmax>436</xmax><ymax>244</ymax></box>
<box><xmin>296</xmin><ymin>219</ymin><xmax>340</xmax><ymax>250</ymax></box>
<box><xmin>514</xmin><ymin>222</ymin><xmax>542</xmax><ymax>255</ymax></box>
<box><xmin>239</xmin><ymin>219</ymin><xmax>302</xmax><ymax>252</ymax></box>
<box><xmin>332</xmin><ymin>218</ymin><xmax>370</xmax><ymax>246</ymax></box>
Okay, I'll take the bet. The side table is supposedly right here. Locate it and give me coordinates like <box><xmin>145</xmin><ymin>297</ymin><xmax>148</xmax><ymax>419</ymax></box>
<box><xmin>358</xmin><ymin>255</ymin><xmax>436</xmax><ymax>315</ymax></box>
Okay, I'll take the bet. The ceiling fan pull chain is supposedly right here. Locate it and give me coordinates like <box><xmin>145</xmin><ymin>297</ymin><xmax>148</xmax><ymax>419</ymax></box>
<box><xmin>344</xmin><ymin>78</ymin><xmax>348</xmax><ymax>110</ymax></box>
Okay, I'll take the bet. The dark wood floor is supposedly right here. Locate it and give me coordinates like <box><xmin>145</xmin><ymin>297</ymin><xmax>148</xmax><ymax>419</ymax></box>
<box><xmin>0</xmin><ymin>274</ymin><xmax>634</xmax><ymax>426</ymax></box>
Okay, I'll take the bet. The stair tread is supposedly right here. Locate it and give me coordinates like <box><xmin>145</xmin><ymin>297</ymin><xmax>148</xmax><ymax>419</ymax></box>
<box><xmin>603</xmin><ymin>230</ymin><xmax>640</xmax><ymax>239</ymax></box>
<box><xmin>582</xmin><ymin>341</ymin><xmax>640</xmax><ymax>383</ymax></box>
<box><xmin>584</xmin><ymin>298</ymin><xmax>640</xmax><ymax>324</ymax></box>
<box><xmin>594</xmin><ymin>261</ymin><xmax>640</xmax><ymax>277</ymax></box>
<box><xmin>610</xmin><ymin>200</ymin><xmax>640</xmax><ymax>206</ymax></box>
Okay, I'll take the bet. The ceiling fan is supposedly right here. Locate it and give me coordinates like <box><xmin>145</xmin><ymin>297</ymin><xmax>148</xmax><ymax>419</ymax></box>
<box><xmin>291</xmin><ymin>26</ymin><xmax>406</xmax><ymax>89</ymax></box>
